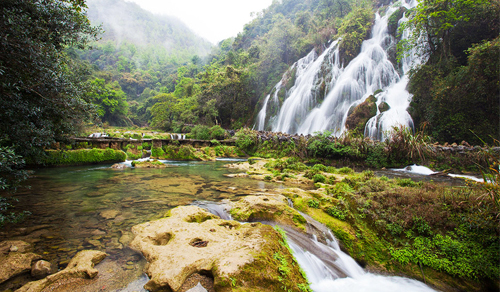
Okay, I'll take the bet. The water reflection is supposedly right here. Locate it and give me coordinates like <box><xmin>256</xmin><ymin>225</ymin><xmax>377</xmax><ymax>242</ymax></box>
<box><xmin>0</xmin><ymin>161</ymin><xmax>280</xmax><ymax>291</ymax></box>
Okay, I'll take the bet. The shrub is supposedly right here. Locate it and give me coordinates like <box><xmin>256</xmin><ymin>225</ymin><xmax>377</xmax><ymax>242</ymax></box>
<box><xmin>325</xmin><ymin>206</ymin><xmax>347</xmax><ymax>220</ymax></box>
<box><xmin>235</xmin><ymin>128</ymin><xmax>257</xmax><ymax>153</ymax></box>
<box><xmin>209</xmin><ymin>125</ymin><xmax>226</xmax><ymax>140</ymax></box>
<box><xmin>338</xmin><ymin>167</ymin><xmax>354</xmax><ymax>174</ymax></box>
<box><xmin>307</xmin><ymin>199</ymin><xmax>320</xmax><ymax>208</ymax></box>
<box><xmin>312</xmin><ymin>174</ymin><xmax>326</xmax><ymax>183</ymax></box>
<box><xmin>190</xmin><ymin>125</ymin><xmax>211</xmax><ymax>140</ymax></box>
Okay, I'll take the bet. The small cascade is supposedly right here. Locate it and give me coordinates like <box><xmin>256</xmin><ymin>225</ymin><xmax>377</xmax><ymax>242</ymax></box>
<box><xmin>170</xmin><ymin>134</ymin><xmax>186</xmax><ymax>140</ymax></box>
<box><xmin>199</xmin><ymin>199</ymin><xmax>436</xmax><ymax>291</ymax></box>
<box><xmin>288</xmin><ymin>229</ymin><xmax>436</xmax><ymax>292</ymax></box>
<box><xmin>256</xmin><ymin>0</ymin><xmax>423</xmax><ymax>140</ymax></box>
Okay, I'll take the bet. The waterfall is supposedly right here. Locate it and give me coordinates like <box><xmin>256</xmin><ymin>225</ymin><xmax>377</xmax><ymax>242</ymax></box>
<box><xmin>256</xmin><ymin>0</ymin><xmax>422</xmax><ymax>140</ymax></box>
<box><xmin>199</xmin><ymin>202</ymin><xmax>435</xmax><ymax>291</ymax></box>
<box><xmin>288</xmin><ymin>230</ymin><xmax>435</xmax><ymax>292</ymax></box>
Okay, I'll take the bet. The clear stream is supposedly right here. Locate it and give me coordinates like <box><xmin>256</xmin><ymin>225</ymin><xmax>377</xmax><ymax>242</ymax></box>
<box><xmin>0</xmin><ymin>160</ymin><xmax>455</xmax><ymax>291</ymax></box>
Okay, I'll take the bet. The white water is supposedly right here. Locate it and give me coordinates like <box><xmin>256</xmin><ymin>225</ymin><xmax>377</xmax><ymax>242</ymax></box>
<box><xmin>256</xmin><ymin>0</ymin><xmax>422</xmax><ymax>140</ymax></box>
<box><xmin>393</xmin><ymin>164</ymin><xmax>485</xmax><ymax>182</ymax></box>
<box><xmin>289</xmin><ymin>231</ymin><xmax>436</xmax><ymax>292</ymax></box>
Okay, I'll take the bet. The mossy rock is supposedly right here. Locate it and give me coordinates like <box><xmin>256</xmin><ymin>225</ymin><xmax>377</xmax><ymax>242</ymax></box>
<box><xmin>345</xmin><ymin>95</ymin><xmax>378</xmax><ymax>133</ymax></box>
<box><xmin>34</xmin><ymin>148</ymin><xmax>126</xmax><ymax>166</ymax></box>
<box><xmin>387</xmin><ymin>7</ymin><xmax>407</xmax><ymax>38</ymax></box>
<box><xmin>230</xmin><ymin>195</ymin><xmax>307</xmax><ymax>231</ymax></box>
<box><xmin>129</xmin><ymin>206</ymin><xmax>310</xmax><ymax>292</ymax></box>
<box><xmin>131</xmin><ymin>160</ymin><xmax>167</xmax><ymax>168</ymax></box>
<box><xmin>378</xmin><ymin>101</ymin><xmax>390</xmax><ymax>113</ymax></box>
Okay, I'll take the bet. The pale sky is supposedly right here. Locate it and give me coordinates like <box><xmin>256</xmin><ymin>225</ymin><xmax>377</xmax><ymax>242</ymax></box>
<box><xmin>126</xmin><ymin>0</ymin><xmax>274</xmax><ymax>44</ymax></box>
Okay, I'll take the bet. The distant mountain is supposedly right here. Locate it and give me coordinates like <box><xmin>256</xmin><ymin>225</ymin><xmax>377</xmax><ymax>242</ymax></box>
<box><xmin>86</xmin><ymin>0</ymin><xmax>212</xmax><ymax>56</ymax></box>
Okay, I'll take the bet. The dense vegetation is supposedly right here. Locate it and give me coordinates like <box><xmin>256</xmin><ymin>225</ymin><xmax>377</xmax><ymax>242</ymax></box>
<box><xmin>403</xmin><ymin>0</ymin><xmax>499</xmax><ymax>144</ymax></box>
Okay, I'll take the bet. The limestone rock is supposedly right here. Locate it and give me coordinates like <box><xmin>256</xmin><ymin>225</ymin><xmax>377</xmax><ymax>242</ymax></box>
<box><xmin>100</xmin><ymin>209</ymin><xmax>120</xmax><ymax>220</ymax></box>
<box><xmin>0</xmin><ymin>241</ymin><xmax>41</xmax><ymax>284</ymax></box>
<box><xmin>230</xmin><ymin>194</ymin><xmax>307</xmax><ymax>231</ymax></box>
<box><xmin>31</xmin><ymin>260</ymin><xmax>52</xmax><ymax>279</ymax></box>
<box><xmin>130</xmin><ymin>206</ymin><xmax>309</xmax><ymax>292</ymax></box>
<box><xmin>111</xmin><ymin>163</ymin><xmax>129</xmax><ymax>170</ymax></box>
<box><xmin>16</xmin><ymin>250</ymin><xmax>107</xmax><ymax>292</ymax></box>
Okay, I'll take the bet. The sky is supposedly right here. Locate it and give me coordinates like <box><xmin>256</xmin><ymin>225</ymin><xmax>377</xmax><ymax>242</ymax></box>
<box><xmin>126</xmin><ymin>0</ymin><xmax>274</xmax><ymax>44</ymax></box>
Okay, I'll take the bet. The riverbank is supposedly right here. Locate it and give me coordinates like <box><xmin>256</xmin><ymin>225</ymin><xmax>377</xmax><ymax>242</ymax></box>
<box><xmin>222</xmin><ymin>158</ymin><xmax>499</xmax><ymax>292</ymax></box>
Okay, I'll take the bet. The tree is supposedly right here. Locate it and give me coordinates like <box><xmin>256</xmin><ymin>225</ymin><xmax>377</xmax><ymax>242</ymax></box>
<box><xmin>400</xmin><ymin>0</ymin><xmax>489</xmax><ymax>62</ymax></box>
<box><xmin>0</xmin><ymin>0</ymin><xmax>100</xmax><ymax>160</ymax></box>
<box><xmin>87</xmin><ymin>78</ymin><xmax>129</xmax><ymax>126</ymax></box>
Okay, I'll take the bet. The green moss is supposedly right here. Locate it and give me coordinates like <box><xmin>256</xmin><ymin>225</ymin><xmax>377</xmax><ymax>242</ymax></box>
<box><xmin>37</xmin><ymin>148</ymin><xmax>126</xmax><ymax>166</ymax></box>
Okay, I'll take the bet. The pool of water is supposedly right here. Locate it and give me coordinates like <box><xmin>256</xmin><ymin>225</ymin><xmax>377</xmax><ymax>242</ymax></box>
<box><xmin>0</xmin><ymin>160</ymin><xmax>283</xmax><ymax>291</ymax></box>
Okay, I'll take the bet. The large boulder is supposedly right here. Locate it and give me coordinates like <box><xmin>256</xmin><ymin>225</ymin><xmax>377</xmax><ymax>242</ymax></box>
<box><xmin>230</xmin><ymin>194</ymin><xmax>307</xmax><ymax>231</ymax></box>
<box><xmin>129</xmin><ymin>206</ymin><xmax>309</xmax><ymax>292</ymax></box>
<box><xmin>345</xmin><ymin>95</ymin><xmax>379</xmax><ymax>133</ymax></box>
<box><xmin>16</xmin><ymin>250</ymin><xmax>107</xmax><ymax>292</ymax></box>
<box><xmin>0</xmin><ymin>241</ymin><xmax>42</xmax><ymax>284</ymax></box>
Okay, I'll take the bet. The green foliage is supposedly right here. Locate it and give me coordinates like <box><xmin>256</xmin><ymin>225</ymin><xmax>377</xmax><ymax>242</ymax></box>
<box><xmin>338</xmin><ymin>167</ymin><xmax>354</xmax><ymax>174</ymax></box>
<box><xmin>0</xmin><ymin>145</ymin><xmax>28</xmax><ymax>191</ymax></box>
<box><xmin>87</xmin><ymin>78</ymin><xmax>129</xmax><ymax>126</ymax></box>
<box><xmin>190</xmin><ymin>125</ymin><xmax>211</xmax><ymax>140</ymax></box>
<box><xmin>307</xmin><ymin>199</ymin><xmax>320</xmax><ymax>208</ymax></box>
<box><xmin>209</xmin><ymin>125</ymin><xmax>226</xmax><ymax>140</ymax></box>
<box><xmin>0</xmin><ymin>0</ymin><xmax>100</xmax><ymax>160</ymax></box>
<box><xmin>325</xmin><ymin>205</ymin><xmax>347</xmax><ymax>220</ymax></box>
<box><xmin>36</xmin><ymin>148</ymin><xmax>126</xmax><ymax>166</ymax></box>
<box><xmin>312</xmin><ymin>174</ymin><xmax>326</xmax><ymax>183</ymax></box>
<box><xmin>399</xmin><ymin>0</ymin><xmax>491</xmax><ymax>61</ymax></box>
<box><xmin>235</xmin><ymin>128</ymin><xmax>258</xmax><ymax>153</ymax></box>
<box><xmin>395</xmin><ymin>178</ymin><xmax>422</xmax><ymax>188</ymax></box>
<box><xmin>307</xmin><ymin>132</ymin><xmax>360</xmax><ymax>159</ymax></box>
<box><xmin>0</xmin><ymin>197</ymin><xmax>31</xmax><ymax>228</ymax></box>
<box><xmin>338</xmin><ymin>6</ymin><xmax>374</xmax><ymax>63</ymax></box>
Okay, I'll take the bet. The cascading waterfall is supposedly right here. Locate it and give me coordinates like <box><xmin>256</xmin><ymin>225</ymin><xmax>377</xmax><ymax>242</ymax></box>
<box><xmin>288</xmin><ymin>230</ymin><xmax>436</xmax><ymax>292</ymax></box>
<box><xmin>199</xmin><ymin>201</ymin><xmax>435</xmax><ymax>292</ymax></box>
<box><xmin>255</xmin><ymin>0</ymin><xmax>421</xmax><ymax>140</ymax></box>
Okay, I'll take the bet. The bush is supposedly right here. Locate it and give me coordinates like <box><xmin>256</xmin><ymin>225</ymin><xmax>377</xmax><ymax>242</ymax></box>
<box><xmin>209</xmin><ymin>125</ymin><xmax>226</xmax><ymax>140</ymax></box>
<box><xmin>235</xmin><ymin>128</ymin><xmax>257</xmax><ymax>153</ymax></box>
<box><xmin>312</xmin><ymin>174</ymin><xmax>326</xmax><ymax>183</ymax></box>
<box><xmin>338</xmin><ymin>167</ymin><xmax>354</xmax><ymax>174</ymax></box>
<box><xmin>325</xmin><ymin>205</ymin><xmax>347</xmax><ymax>220</ymax></box>
<box><xmin>190</xmin><ymin>125</ymin><xmax>211</xmax><ymax>140</ymax></box>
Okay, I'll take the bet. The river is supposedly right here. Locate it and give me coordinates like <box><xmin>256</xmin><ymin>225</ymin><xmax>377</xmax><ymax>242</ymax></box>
<box><xmin>0</xmin><ymin>159</ymin><xmax>445</xmax><ymax>291</ymax></box>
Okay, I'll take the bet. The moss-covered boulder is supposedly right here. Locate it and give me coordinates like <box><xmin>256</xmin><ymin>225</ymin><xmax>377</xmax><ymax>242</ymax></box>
<box><xmin>230</xmin><ymin>195</ymin><xmax>307</xmax><ymax>231</ymax></box>
<box><xmin>131</xmin><ymin>160</ymin><xmax>168</xmax><ymax>168</ymax></box>
<box><xmin>32</xmin><ymin>148</ymin><xmax>126</xmax><ymax>166</ymax></box>
<box><xmin>345</xmin><ymin>95</ymin><xmax>378</xmax><ymax>133</ymax></box>
<box><xmin>129</xmin><ymin>206</ymin><xmax>310</xmax><ymax>292</ymax></box>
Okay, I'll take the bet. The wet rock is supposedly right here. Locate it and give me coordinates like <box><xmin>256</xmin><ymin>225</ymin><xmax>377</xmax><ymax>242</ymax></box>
<box><xmin>345</xmin><ymin>95</ymin><xmax>378</xmax><ymax>133</ymax></box>
<box><xmin>0</xmin><ymin>241</ymin><xmax>42</xmax><ymax>284</ymax></box>
<box><xmin>230</xmin><ymin>194</ymin><xmax>307</xmax><ymax>230</ymax></box>
<box><xmin>100</xmin><ymin>210</ymin><xmax>120</xmax><ymax>220</ymax></box>
<box><xmin>31</xmin><ymin>260</ymin><xmax>52</xmax><ymax>279</ymax></box>
<box><xmin>111</xmin><ymin>163</ymin><xmax>129</xmax><ymax>170</ymax></box>
<box><xmin>186</xmin><ymin>282</ymin><xmax>208</xmax><ymax>292</ymax></box>
<box><xmin>223</xmin><ymin>173</ymin><xmax>249</xmax><ymax>178</ymax></box>
<box><xmin>129</xmin><ymin>206</ymin><xmax>309</xmax><ymax>292</ymax></box>
<box><xmin>16</xmin><ymin>250</ymin><xmax>107</xmax><ymax>292</ymax></box>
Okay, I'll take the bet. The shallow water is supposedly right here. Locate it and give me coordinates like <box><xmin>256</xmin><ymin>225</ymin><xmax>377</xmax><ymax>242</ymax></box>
<box><xmin>0</xmin><ymin>160</ymin><xmax>282</xmax><ymax>291</ymax></box>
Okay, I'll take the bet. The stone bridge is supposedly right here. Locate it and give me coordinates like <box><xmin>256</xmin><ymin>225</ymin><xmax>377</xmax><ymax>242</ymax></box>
<box><xmin>71</xmin><ymin>137</ymin><xmax>235</xmax><ymax>150</ymax></box>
